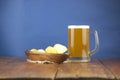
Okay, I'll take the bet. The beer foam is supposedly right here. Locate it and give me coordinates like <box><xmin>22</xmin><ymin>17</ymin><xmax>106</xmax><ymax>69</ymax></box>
<box><xmin>68</xmin><ymin>25</ymin><xmax>90</xmax><ymax>28</ymax></box>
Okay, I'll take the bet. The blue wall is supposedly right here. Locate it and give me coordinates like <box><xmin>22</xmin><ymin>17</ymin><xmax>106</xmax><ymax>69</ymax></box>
<box><xmin>0</xmin><ymin>0</ymin><xmax>120</xmax><ymax>58</ymax></box>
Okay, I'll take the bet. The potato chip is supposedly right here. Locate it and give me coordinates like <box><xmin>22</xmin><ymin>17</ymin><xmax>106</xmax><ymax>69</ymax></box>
<box><xmin>30</xmin><ymin>49</ymin><xmax>38</xmax><ymax>52</ymax></box>
<box><xmin>53</xmin><ymin>44</ymin><xmax>67</xmax><ymax>54</ymax></box>
<box><xmin>45</xmin><ymin>46</ymin><xmax>58</xmax><ymax>54</ymax></box>
<box><xmin>38</xmin><ymin>49</ymin><xmax>45</xmax><ymax>53</ymax></box>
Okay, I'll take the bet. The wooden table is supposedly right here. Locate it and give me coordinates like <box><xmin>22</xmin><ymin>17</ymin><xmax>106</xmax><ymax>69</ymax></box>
<box><xmin>0</xmin><ymin>56</ymin><xmax>120</xmax><ymax>80</ymax></box>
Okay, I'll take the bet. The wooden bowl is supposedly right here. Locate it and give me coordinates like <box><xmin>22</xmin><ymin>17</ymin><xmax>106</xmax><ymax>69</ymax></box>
<box><xmin>25</xmin><ymin>50</ymin><xmax>69</xmax><ymax>64</ymax></box>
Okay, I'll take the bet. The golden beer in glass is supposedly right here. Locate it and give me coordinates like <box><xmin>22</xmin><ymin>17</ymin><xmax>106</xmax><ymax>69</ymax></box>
<box><xmin>68</xmin><ymin>25</ymin><xmax>99</xmax><ymax>62</ymax></box>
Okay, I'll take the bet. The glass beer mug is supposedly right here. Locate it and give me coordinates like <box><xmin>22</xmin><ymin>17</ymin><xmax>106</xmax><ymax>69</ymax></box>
<box><xmin>68</xmin><ymin>25</ymin><xmax>99</xmax><ymax>62</ymax></box>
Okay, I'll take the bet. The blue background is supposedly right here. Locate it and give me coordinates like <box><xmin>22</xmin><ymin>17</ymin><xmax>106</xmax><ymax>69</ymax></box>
<box><xmin>0</xmin><ymin>0</ymin><xmax>120</xmax><ymax>58</ymax></box>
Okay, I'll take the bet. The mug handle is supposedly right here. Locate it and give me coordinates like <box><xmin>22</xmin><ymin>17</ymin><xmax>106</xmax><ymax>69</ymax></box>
<box><xmin>90</xmin><ymin>30</ymin><xmax>99</xmax><ymax>56</ymax></box>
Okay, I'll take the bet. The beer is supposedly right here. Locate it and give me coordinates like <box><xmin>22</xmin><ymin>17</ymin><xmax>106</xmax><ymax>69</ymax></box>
<box><xmin>68</xmin><ymin>26</ymin><xmax>90</xmax><ymax>59</ymax></box>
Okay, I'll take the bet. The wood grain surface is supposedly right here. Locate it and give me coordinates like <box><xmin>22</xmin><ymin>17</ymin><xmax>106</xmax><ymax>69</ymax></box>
<box><xmin>0</xmin><ymin>56</ymin><xmax>120</xmax><ymax>80</ymax></box>
<box><xmin>99</xmin><ymin>58</ymin><xmax>120</xmax><ymax>80</ymax></box>
<box><xmin>56</xmin><ymin>59</ymin><xmax>114</xmax><ymax>80</ymax></box>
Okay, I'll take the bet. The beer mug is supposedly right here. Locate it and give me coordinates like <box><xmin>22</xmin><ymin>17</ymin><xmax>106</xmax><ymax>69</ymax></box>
<box><xmin>68</xmin><ymin>25</ymin><xmax>99</xmax><ymax>62</ymax></box>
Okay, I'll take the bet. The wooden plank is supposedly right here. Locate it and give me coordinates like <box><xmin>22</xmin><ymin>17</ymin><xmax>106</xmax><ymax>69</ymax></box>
<box><xmin>99</xmin><ymin>58</ymin><xmax>120</xmax><ymax>80</ymax></box>
<box><xmin>0</xmin><ymin>57</ymin><xmax>58</xmax><ymax>80</ymax></box>
<box><xmin>55</xmin><ymin>59</ymin><xmax>115</xmax><ymax>80</ymax></box>
<box><xmin>0</xmin><ymin>56</ymin><xmax>26</xmax><ymax>74</ymax></box>
<box><xmin>0</xmin><ymin>57</ymin><xmax>119</xmax><ymax>80</ymax></box>
<box><xmin>0</xmin><ymin>56</ymin><xmax>25</xmax><ymax>63</ymax></box>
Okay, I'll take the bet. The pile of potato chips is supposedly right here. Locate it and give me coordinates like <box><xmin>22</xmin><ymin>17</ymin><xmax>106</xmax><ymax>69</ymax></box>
<box><xmin>30</xmin><ymin>44</ymin><xmax>67</xmax><ymax>54</ymax></box>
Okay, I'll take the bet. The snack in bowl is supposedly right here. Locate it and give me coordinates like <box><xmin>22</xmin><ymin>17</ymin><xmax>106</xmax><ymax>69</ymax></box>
<box><xmin>45</xmin><ymin>46</ymin><xmax>58</xmax><ymax>54</ymax></box>
<box><xmin>30</xmin><ymin>49</ymin><xmax>38</xmax><ymax>53</ymax></box>
<box><xmin>37</xmin><ymin>49</ymin><xmax>45</xmax><ymax>53</ymax></box>
<box><xmin>54</xmin><ymin>44</ymin><xmax>67</xmax><ymax>54</ymax></box>
<box><xmin>25</xmin><ymin>44</ymin><xmax>68</xmax><ymax>64</ymax></box>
